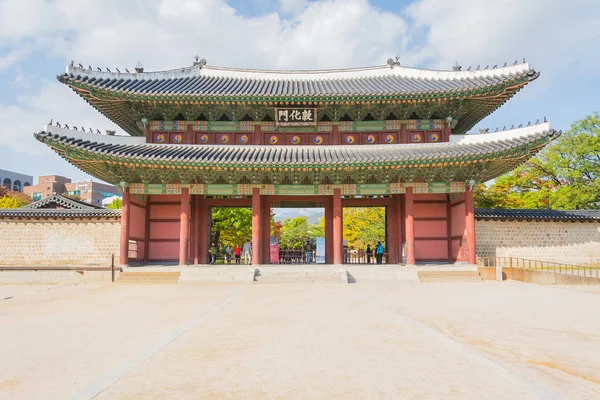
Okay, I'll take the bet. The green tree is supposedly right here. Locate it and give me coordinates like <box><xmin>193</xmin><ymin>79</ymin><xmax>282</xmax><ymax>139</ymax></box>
<box><xmin>343</xmin><ymin>207</ymin><xmax>385</xmax><ymax>250</ymax></box>
<box><xmin>106</xmin><ymin>198</ymin><xmax>122</xmax><ymax>209</ymax></box>
<box><xmin>211</xmin><ymin>207</ymin><xmax>252</xmax><ymax>247</ymax></box>
<box><xmin>475</xmin><ymin>113</ymin><xmax>600</xmax><ymax>209</ymax></box>
<box><xmin>62</xmin><ymin>192</ymin><xmax>82</xmax><ymax>201</ymax></box>
<box><xmin>0</xmin><ymin>188</ymin><xmax>31</xmax><ymax>209</ymax></box>
<box><xmin>279</xmin><ymin>216</ymin><xmax>319</xmax><ymax>249</ymax></box>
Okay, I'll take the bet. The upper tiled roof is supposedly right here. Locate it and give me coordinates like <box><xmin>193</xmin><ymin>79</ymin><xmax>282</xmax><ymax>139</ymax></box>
<box><xmin>475</xmin><ymin>208</ymin><xmax>600</xmax><ymax>221</ymax></box>
<box><xmin>23</xmin><ymin>193</ymin><xmax>105</xmax><ymax>210</ymax></box>
<box><xmin>59</xmin><ymin>62</ymin><xmax>538</xmax><ymax>98</ymax></box>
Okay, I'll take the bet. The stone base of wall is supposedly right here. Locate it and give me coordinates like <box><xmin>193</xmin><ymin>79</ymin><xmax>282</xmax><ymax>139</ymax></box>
<box><xmin>478</xmin><ymin>267</ymin><xmax>600</xmax><ymax>285</ymax></box>
<box><xmin>0</xmin><ymin>270</ymin><xmax>120</xmax><ymax>284</ymax></box>
<box><xmin>476</xmin><ymin>220</ymin><xmax>600</xmax><ymax>265</ymax></box>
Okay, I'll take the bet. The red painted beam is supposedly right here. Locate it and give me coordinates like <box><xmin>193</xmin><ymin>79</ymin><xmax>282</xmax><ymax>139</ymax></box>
<box><xmin>341</xmin><ymin>198</ymin><xmax>391</xmax><ymax>207</ymax></box>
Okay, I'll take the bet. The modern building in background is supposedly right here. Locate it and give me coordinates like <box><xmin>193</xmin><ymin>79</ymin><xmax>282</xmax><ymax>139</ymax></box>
<box><xmin>23</xmin><ymin>175</ymin><xmax>121</xmax><ymax>205</ymax></box>
<box><xmin>0</xmin><ymin>169</ymin><xmax>33</xmax><ymax>192</ymax></box>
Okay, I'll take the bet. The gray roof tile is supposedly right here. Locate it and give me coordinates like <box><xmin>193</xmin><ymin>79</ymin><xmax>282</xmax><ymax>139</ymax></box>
<box><xmin>34</xmin><ymin>129</ymin><xmax>559</xmax><ymax>167</ymax></box>
<box><xmin>475</xmin><ymin>208</ymin><xmax>600</xmax><ymax>221</ymax></box>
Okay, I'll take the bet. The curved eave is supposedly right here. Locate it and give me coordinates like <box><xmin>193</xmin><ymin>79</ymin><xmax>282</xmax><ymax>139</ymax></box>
<box><xmin>34</xmin><ymin>127</ymin><xmax>560</xmax><ymax>185</ymax></box>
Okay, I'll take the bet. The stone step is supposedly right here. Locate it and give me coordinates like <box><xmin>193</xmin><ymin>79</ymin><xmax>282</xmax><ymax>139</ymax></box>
<box><xmin>417</xmin><ymin>271</ymin><xmax>481</xmax><ymax>282</ymax></box>
<box><xmin>118</xmin><ymin>272</ymin><xmax>180</xmax><ymax>284</ymax></box>
<box><xmin>255</xmin><ymin>267</ymin><xmax>347</xmax><ymax>283</ymax></box>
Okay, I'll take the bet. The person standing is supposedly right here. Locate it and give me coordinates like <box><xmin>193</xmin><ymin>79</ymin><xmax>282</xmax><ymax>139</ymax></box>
<box><xmin>225</xmin><ymin>244</ymin><xmax>233</xmax><ymax>265</ymax></box>
<box><xmin>209</xmin><ymin>241</ymin><xmax>218</xmax><ymax>265</ymax></box>
<box><xmin>242</xmin><ymin>240</ymin><xmax>252</xmax><ymax>265</ymax></box>
<box><xmin>375</xmin><ymin>241</ymin><xmax>384</xmax><ymax>264</ymax></box>
<box><xmin>233</xmin><ymin>243</ymin><xmax>241</xmax><ymax>265</ymax></box>
<box><xmin>304</xmin><ymin>240</ymin><xmax>313</xmax><ymax>264</ymax></box>
<box><xmin>366</xmin><ymin>244</ymin><xmax>373</xmax><ymax>264</ymax></box>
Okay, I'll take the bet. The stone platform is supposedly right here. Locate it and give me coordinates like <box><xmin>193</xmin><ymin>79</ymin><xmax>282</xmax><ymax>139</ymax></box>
<box><xmin>119</xmin><ymin>264</ymin><xmax>478</xmax><ymax>284</ymax></box>
<box><xmin>0</xmin><ymin>264</ymin><xmax>479</xmax><ymax>284</ymax></box>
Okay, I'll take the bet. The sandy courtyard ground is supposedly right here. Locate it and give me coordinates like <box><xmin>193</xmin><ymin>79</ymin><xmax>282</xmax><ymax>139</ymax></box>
<box><xmin>1</xmin><ymin>281</ymin><xmax>599</xmax><ymax>399</ymax></box>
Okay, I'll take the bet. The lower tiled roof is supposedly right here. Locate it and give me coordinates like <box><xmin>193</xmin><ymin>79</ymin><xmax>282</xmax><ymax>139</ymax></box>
<box><xmin>0</xmin><ymin>209</ymin><xmax>121</xmax><ymax>219</ymax></box>
<box><xmin>34</xmin><ymin>129</ymin><xmax>559</xmax><ymax>166</ymax></box>
<box><xmin>475</xmin><ymin>208</ymin><xmax>600</xmax><ymax>222</ymax></box>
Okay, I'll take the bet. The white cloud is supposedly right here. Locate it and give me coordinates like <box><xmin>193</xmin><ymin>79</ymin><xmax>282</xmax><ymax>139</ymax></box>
<box><xmin>0</xmin><ymin>81</ymin><xmax>120</xmax><ymax>153</ymax></box>
<box><xmin>406</xmin><ymin>0</ymin><xmax>600</xmax><ymax>76</ymax></box>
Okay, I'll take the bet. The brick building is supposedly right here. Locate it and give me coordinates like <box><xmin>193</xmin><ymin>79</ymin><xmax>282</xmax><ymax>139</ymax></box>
<box><xmin>24</xmin><ymin>175</ymin><xmax>121</xmax><ymax>206</ymax></box>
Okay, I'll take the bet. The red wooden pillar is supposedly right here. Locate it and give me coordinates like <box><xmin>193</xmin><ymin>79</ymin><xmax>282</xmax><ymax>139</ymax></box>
<box><xmin>443</xmin><ymin>122</ymin><xmax>452</xmax><ymax>142</ymax></box>
<box><xmin>261</xmin><ymin>196</ymin><xmax>271</xmax><ymax>264</ymax></box>
<box><xmin>333</xmin><ymin>188</ymin><xmax>343</xmax><ymax>265</ymax></box>
<box><xmin>447</xmin><ymin>194</ymin><xmax>453</xmax><ymax>264</ymax></box>
<box><xmin>253</xmin><ymin>124</ymin><xmax>262</xmax><ymax>145</ymax></box>
<box><xmin>325</xmin><ymin>196</ymin><xmax>334</xmax><ymax>264</ymax></box>
<box><xmin>465</xmin><ymin>187</ymin><xmax>476</xmax><ymax>265</ymax></box>
<box><xmin>193</xmin><ymin>196</ymin><xmax>200</xmax><ymax>264</ymax></box>
<box><xmin>252</xmin><ymin>187</ymin><xmax>261</xmax><ymax>266</ymax></box>
<box><xmin>386</xmin><ymin>201</ymin><xmax>397</xmax><ymax>264</ymax></box>
<box><xmin>331</xmin><ymin>124</ymin><xmax>340</xmax><ymax>145</ymax></box>
<box><xmin>386</xmin><ymin>195</ymin><xmax>402</xmax><ymax>264</ymax></box>
<box><xmin>198</xmin><ymin>197</ymin><xmax>208</xmax><ymax>264</ymax></box>
<box><xmin>186</xmin><ymin>124</ymin><xmax>194</xmax><ymax>144</ymax></box>
<box><xmin>400</xmin><ymin>122</ymin><xmax>408</xmax><ymax>144</ymax></box>
<box><xmin>144</xmin><ymin>126</ymin><xmax>152</xmax><ymax>143</ymax></box>
<box><xmin>119</xmin><ymin>187</ymin><xmax>131</xmax><ymax>265</ymax></box>
<box><xmin>143</xmin><ymin>195</ymin><xmax>150</xmax><ymax>264</ymax></box>
<box><xmin>394</xmin><ymin>194</ymin><xmax>404</xmax><ymax>263</ymax></box>
<box><xmin>179</xmin><ymin>187</ymin><xmax>190</xmax><ymax>265</ymax></box>
<box><xmin>404</xmin><ymin>187</ymin><xmax>416</xmax><ymax>265</ymax></box>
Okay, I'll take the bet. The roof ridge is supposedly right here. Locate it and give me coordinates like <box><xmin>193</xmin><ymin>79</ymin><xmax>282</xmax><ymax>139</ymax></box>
<box><xmin>23</xmin><ymin>193</ymin><xmax>105</xmax><ymax>210</ymax></box>
<box><xmin>63</xmin><ymin>61</ymin><xmax>533</xmax><ymax>82</ymax></box>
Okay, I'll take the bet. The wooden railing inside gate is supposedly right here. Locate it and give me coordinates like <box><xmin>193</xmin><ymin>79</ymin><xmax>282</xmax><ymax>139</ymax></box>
<box><xmin>476</xmin><ymin>256</ymin><xmax>600</xmax><ymax>285</ymax></box>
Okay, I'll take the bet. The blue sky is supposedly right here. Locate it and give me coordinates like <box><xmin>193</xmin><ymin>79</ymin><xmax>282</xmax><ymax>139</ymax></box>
<box><xmin>0</xmin><ymin>0</ymin><xmax>599</xmax><ymax>185</ymax></box>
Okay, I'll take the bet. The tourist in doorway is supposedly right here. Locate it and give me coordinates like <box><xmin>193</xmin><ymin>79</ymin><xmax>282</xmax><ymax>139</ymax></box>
<box><xmin>209</xmin><ymin>241</ymin><xmax>218</xmax><ymax>265</ymax></box>
<box><xmin>233</xmin><ymin>243</ymin><xmax>241</xmax><ymax>264</ymax></box>
<box><xmin>243</xmin><ymin>240</ymin><xmax>252</xmax><ymax>265</ymax></box>
<box><xmin>304</xmin><ymin>240</ymin><xmax>313</xmax><ymax>264</ymax></box>
<box><xmin>225</xmin><ymin>244</ymin><xmax>233</xmax><ymax>264</ymax></box>
<box><xmin>366</xmin><ymin>244</ymin><xmax>373</xmax><ymax>264</ymax></box>
<box><xmin>375</xmin><ymin>241</ymin><xmax>384</xmax><ymax>264</ymax></box>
